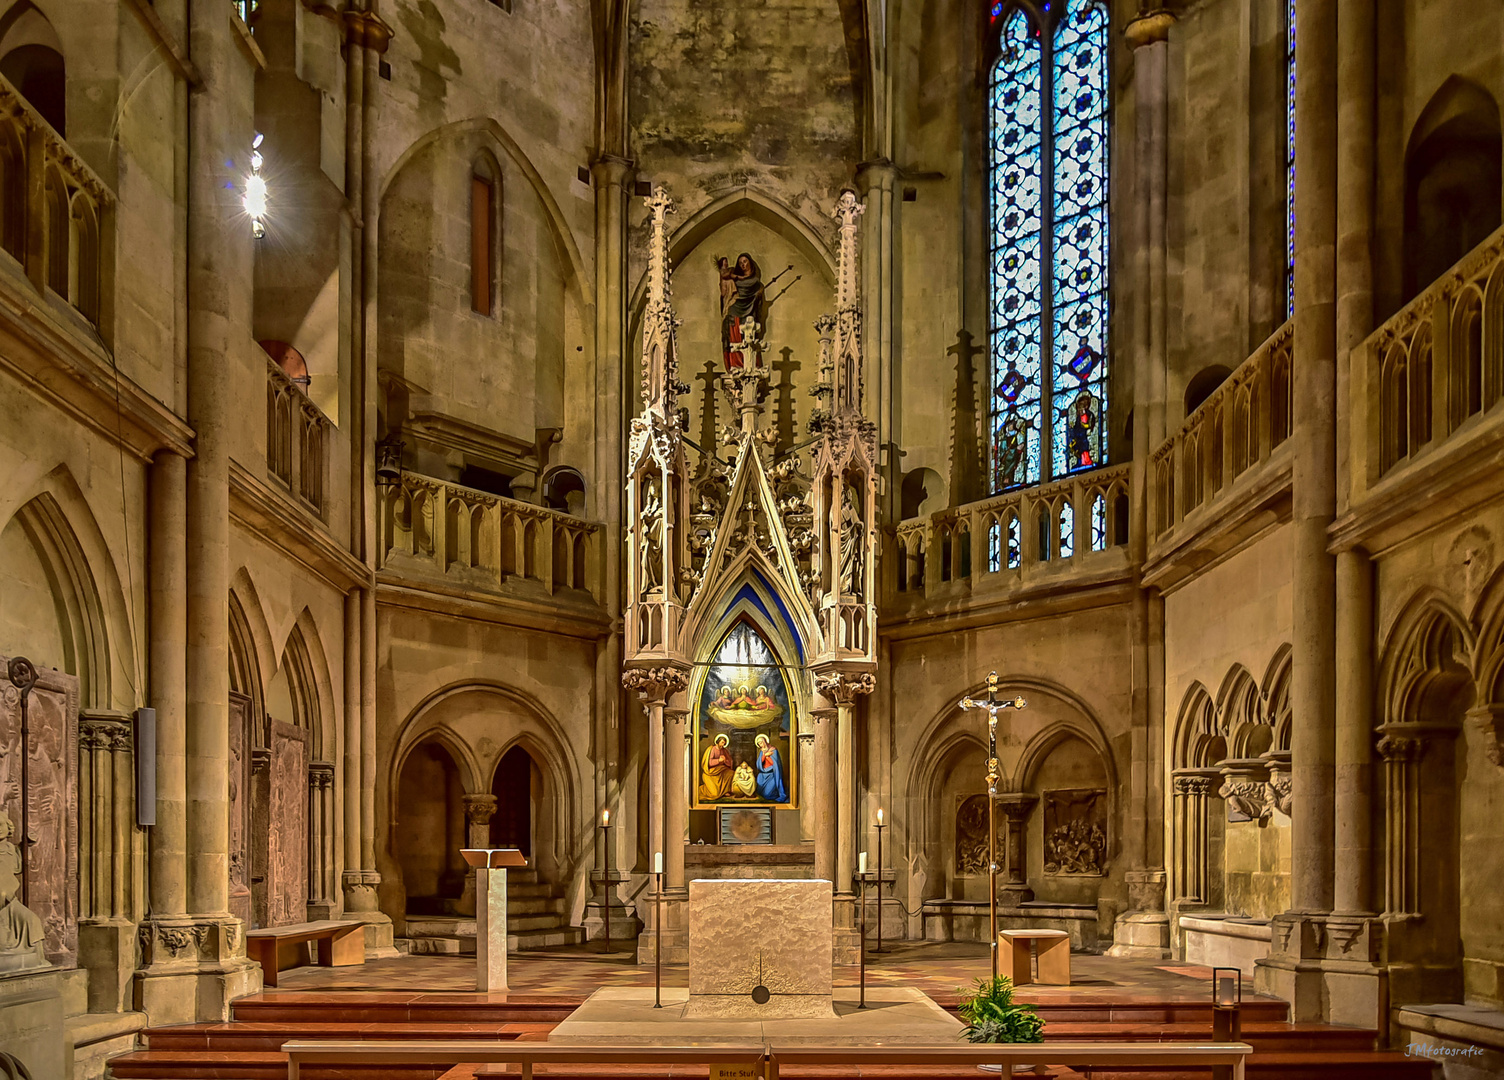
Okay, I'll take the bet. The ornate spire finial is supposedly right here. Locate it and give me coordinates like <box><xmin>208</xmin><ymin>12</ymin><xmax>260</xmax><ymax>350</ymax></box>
<box><xmin>645</xmin><ymin>187</ymin><xmax>674</xmax><ymax>311</ymax></box>
<box><xmin>834</xmin><ymin>189</ymin><xmax>864</xmax><ymax>313</ymax></box>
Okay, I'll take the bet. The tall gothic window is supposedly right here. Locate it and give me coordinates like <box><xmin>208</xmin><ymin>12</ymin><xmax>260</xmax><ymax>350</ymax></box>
<box><xmin>988</xmin><ymin>0</ymin><xmax>1110</xmax><ymax>492</ymax></box>
<box><xmin>1285</xmin><ymin>0</ymin><xmax>1296</xmax><ymax>318</ymax></box>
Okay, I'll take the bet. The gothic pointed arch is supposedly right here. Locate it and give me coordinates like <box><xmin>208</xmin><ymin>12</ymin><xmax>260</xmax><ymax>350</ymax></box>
<box><xmin>0</xmin><ymin>467</ymin><xmax>137</xmax><ymax>712</ymax></box>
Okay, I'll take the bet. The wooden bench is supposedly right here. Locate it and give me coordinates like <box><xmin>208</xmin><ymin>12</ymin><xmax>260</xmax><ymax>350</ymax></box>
<box><xmin>246</xmin><ymin>920</ymin><xmax>365</xmax><ymax>987</ymax></box>
<box><xmin>280</xmin><ymin>1039</ymin><xmax>1252</xmax><ymax>1080</ymax></box>
<box><xmin>1000</xmin><ymin>928</ymin><xmax>1071</xmax><ymax>985</ymax></box>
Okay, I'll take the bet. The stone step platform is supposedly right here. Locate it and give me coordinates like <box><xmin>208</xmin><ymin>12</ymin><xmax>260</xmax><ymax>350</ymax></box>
<box><xmin>230</xmin><ymin>992</ymin><xmax>584</xmax><ymax>1024</ymax></box>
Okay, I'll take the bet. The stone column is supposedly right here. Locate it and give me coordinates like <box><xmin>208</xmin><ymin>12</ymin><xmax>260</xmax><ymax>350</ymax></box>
<box><xmin>797</xmin><ymin>731</ymin><xmax>816</xmax><ymax>842</ymax></box>
<box><xmin>815</xmin><ymin>671</ymin><xmax>874</xmax><ymax>965</ymax></box>
<box><xmin>1171</xmin><ymin>771</ymin><xmax>1218</xmax><ymax>906</ymax></box>
<box><xmin>179</xmin><ymin>0</ymin><xmax>258</xmax><ymax>1017</ymax></box>
<box><xmin>857</xmin><ymin>160</ymin><xmax>900</xmax><ymax>521</ymax></box>
<box><xmin>812</xmin><ymin>705</ymin><xmax>837</xmax><ymax>883</ymax></box>
<box><xmin>996</xmin><ymin>793</ymin><xmax>1037</xmax><ymax>906</ymax></box>
<box><xmin>455</xmin><ymin>795</ymin><xmax>498</xmax><ymax>918</ymax></box>
<box><xmin>1112</xmin><ymin>7</ymin><xmax>1175</xmax><ymax>960</ymax></box>
<box><xmin>1332</xmin><ymin>0</ymin><xmax>1376</xmax><ymax>921</ymax></box>
<box><xmin>1288</xmin><ymin>0</ymin><xmax>1339</xmax><ymax>918</ymax></box>
<box><xmin>341</xmin><ymin>589</ymin><xmax>362</xmax><ymax>912</ymax></box>
<box><xmin>146</xmin><ymin>448</ymin><xmax>188</xmax><ymax>932</ymax></box>
<box><xmin>665</xmin><ymin>705</ymin><xmax>689</xmax><ymax>891</ymax></box>
<box><xmin>307</xmin><ymin>764</ymin><xmax>335</xmax><ymax>919</ymax></box>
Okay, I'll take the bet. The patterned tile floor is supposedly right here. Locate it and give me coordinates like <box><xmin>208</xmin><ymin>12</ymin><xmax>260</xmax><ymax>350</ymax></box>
<box><xmin>272</xmin><ymin>940</ymin><xmax>1229</xmax><ymax>1004</ymax></box>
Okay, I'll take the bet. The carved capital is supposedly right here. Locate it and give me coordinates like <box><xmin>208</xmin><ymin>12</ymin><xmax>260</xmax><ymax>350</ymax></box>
<box><xmin>1377</xmin><ymin>731</ymin><xmax>1427</xmax><ymax>763</ymax></box>
<box><xmin>621</xmin><ymin>665</ymin><xmax>689</xmax><ymax>703</ymax></box>
<box><xmin>308</xmin><ymin>762</ymin><xmax>336</xmax><ymax>790</ymax></box>
<box><xmin>81</xmin><ymin>715</ymin><xmax>132</xmax><ymax>754</ymax></box>
<box><xmin>1173</xmin><ymin>774</ymin><xmax>1213</xmax><ymax>797</ymax></box>
<box><xmin>342</xmin><ymin>8</ymin><xmax>394</xmax><ymax>52</ymax></box>
<box><xmin>815</xmin><ymin>670</ymin><xmax>876</xmax><ymax>705</ymax></box>
<box><xmin>462</xmin><ymin>793</ymin><xmax>498</xmax><ymax>825</ymax></box>
<box><xmin>1124</xmin><ymin>9</ymin><xmax>1175</xmax><ymax>49</ymax></box>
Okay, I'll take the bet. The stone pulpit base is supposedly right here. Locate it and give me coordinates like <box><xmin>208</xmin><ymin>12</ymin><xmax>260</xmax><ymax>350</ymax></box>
<box><xmin>683</xmin><ymin>878</ymin><xmax>835</xmax><ymax>1020</ymax></box>
<box><xmin>463</xmin><ymin>848</ymin><xmax>527</xmax><ymax>991</ymax></box>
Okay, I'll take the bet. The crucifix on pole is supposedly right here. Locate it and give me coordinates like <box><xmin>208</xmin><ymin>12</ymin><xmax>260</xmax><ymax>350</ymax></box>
<box><xmin>959</xmin><ymin>671</ymin><xmax>1027</xmax><ymax>981</ymax></box>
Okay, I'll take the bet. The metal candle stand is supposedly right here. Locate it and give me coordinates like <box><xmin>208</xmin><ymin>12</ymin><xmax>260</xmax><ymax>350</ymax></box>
<box><xmin>959</xmin><ymin>671</ymin><xmax>1028</xmax><ymax>982</ymax></box>
<box><xmin>1211</xmin><ymin>967</ymin><xmax>1243</xmax><ymax>1080</ymax></box>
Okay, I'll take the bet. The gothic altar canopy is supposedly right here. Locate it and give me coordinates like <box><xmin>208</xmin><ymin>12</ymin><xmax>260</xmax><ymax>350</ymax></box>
<box><xmin>621</xmin><ymin>186</ymin><xmax>880</xmax><ymax>816</ymax></box>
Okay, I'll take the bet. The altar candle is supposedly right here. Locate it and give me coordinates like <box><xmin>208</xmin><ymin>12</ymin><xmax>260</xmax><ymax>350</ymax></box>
<box><xmin>654</xmin><ymin>851</ymin><xmax>663</xmax><ymax>875</ymax></box>
<box><xmin>602</xmin><ymin>808</ymin><xmax>610</xmax><ymax>826</ymax></box>
<box><xmin>877</xmin><ymin>808</ymin><xmax>884</xmax><ymax>825</ymax></box>
<box><xmin>859</xmin><ymin>851</ymin><xmax>867</xmax><ymax>874</ymax></box>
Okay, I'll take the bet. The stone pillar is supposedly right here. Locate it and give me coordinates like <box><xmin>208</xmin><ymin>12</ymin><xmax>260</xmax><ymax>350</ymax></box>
<box><xmin>665</xmin><ymin>705</ymin><xmax>689</xmax><ymax>891</ymax></box>
<box><xmin>624</xmin><ymin>668</ymin><xmax>686</xmax><ymax>964</ymax></box>
<box><xmin>1332</xmin><ymin>0</ymin><xmax>1376</xmax><ymax>922</ymax></box>
<box><xmin>474</xmin><ymin>868</ymin><xmax>510</xmax><ymax>991</ymax></box>
<box><xmin>455</xmin><ymin>795</ymin><xmax>498</xmax><ymax>917</ymax></box>
<box><xmin>837</xmin><ymin>700</ymin><xmax>856</xmax><ymax>897</ymax></box>
<box><xmin>340</xmin><ymin>589</ymin><xmax>363</xmax><ymax>914</ymax></box>
<box><xmin>180</xmin><ymin>0</ymin><xmax>259</xmax><ymax>1018</ymax></box>
<box><xmin>1288</xmin><ymin>0</ymin><xmax>1339</xmax><ymax>917</ymax></box>
<box><xmin>815</xmin><ymin>671</ymin><xmax>874</xmax><ymax>965</ymax></box>
<box><xmin>797</xmin><ymin>731</ymin><xmax>816</xmax><ymax>842</ymax></box>
<box><xmin>1171</xmin><ymin>771</ymin><xmax>1219</xmax><ymax>906</ymax></box>
<box><xmin>996</xmin><ymin>793</ymin><xmax>1037</xmax><ymax>906</ymax></box>
<box><xmin>857</xmin><ymin>160</ymin><xmax>900</xmax><ymax>520</ymax></box>
<box><xmin>307</xmin><ymin>764</ymin><xmax>336</xmax><ymax>920</ymax></box>
<box><xmin>140</xmin><ymin>450</ymin><xmax>192</xmax><ymax>1022</ymax></box>
<box><xmin>813</xmin><ymin>705</ymin><xmax>836</xmax><ymax>884</ymax></box>
<box><xmin>1112</xmin><ymin>7</ymin><xmax>1175</xmax><ymax>961</ymax></box>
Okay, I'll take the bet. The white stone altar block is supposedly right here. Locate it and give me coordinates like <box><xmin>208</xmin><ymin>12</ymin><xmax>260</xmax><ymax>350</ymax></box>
<box><xmin>475</xmin><ymin>868</ymin><xmax>508</xmax><ymax>991</ymax></box>
<box><xmin>683</xmin><ymin>878</ymin><xmax>835</xmax><ymax>1019</ymax></box>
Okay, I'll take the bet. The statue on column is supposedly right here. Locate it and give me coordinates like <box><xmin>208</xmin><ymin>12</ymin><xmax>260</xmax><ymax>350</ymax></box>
<box><xmin>0</xmin><ymin>810</ymin><xmax>46</xmax><ymax>966</ymax></box>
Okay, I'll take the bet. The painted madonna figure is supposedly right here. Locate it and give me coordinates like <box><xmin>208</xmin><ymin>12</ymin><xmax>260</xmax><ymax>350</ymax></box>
<box><xmin>0</xmin><ymin>809</ymin><xmax>47</xmax><ymax>967</ymax></box>
<box><xmin>753</xmin><ymin>733</ymin><xmax>787</xmax><ymax>803</ymax></box>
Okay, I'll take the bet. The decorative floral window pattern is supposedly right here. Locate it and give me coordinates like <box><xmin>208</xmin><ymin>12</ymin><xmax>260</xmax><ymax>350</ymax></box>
<box><xmin>988</xmin><ymin>1</ymin><xmax>1110</xmax><ymax>492</ymax></box>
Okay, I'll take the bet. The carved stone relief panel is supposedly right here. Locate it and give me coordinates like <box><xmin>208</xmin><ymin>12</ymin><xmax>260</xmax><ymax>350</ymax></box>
<box><xmin>228</xmin><ymin>691</ymin><xmax>252</xmax><ymax>928</ymax></box>
<box><xmin>1042</xmin><ymin>788</ymin><xmax>1107</xmax><ymax>876</ymax></box>
<box><xmin>0</xmin><ymin>659</ymin><xmax>79</xmax><ymax>966</ymax></box>
<box><xmin>955</xmin><ymin>794</ymin><xmax>992</xmax><ymax>877</ymax></box>
<box><xmin>266</xmin><ymin>720</ymin><xmax>308</xmax><ymax>927</ymax></box>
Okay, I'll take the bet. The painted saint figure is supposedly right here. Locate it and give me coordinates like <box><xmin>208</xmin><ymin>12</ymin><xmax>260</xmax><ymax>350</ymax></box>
<box><xmin>719</xmin><ymin>253</ymin><xmax>765</xmax><ymax>370</ymax></box>
<box><xmin>698</xmin><ymin>733</ymin><xmax>734</xmax><ymax>801</ymax></box>
<box><xmin>753</xmin><ymin>734</ymin><xmax>787</xmax><ymax>802</ymax></box>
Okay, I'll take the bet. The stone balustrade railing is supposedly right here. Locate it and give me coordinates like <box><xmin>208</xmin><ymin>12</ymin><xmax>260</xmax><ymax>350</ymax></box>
<box><xmin>1359</xmin><ymin>225</ymin><xmax>1504</xmax><ymax>484</ymax></box>
<box><xmin>890</xmin><ymin>463</ymin><xmax>1132</xmax><ymax>598</ymax></box>
<box><xmin>1149</xmin><ymin>319</ymin><xmax>1293</xmax><ymax>542</ymax></box>
<box><xmin>0</xmin><ymin>71</ymin><xmax>113</xmax><ymax>328</ymax></box>
<box><xmin>379</xmin><ymin>469</ymin><xmax>601</xmax><ymax>600</ymax></box>
<box><xmin>266</xmin><ymin>356</ymin><xmax>333</xmax><ymax>517</ymax></box>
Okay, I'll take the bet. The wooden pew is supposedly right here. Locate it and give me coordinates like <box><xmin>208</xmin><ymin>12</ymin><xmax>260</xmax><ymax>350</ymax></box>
<box><xmin>246</xmin><ymin>920</ymin><xmax>365</xmax><ymax>987</ymax></box>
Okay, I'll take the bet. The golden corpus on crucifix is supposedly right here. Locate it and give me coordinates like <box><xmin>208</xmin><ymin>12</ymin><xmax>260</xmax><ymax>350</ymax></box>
<box><xmin>959</xmin><ymin>670</ymin><xmax>1028</xmax><ymax>980</ymax></box>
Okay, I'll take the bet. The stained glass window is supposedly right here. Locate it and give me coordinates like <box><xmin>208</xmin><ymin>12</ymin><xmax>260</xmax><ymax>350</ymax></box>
<box><xmin>989</xmin><ymin>1</ymin><xmax>1110</xmax><ymax>493</ymax></box>
<box><xmin>988</xmin><ymin>519</ymin><xmax>1002</xmax><ymax>572</ymax></box>
<box><xmin>1006</xmin><ymin>514</ymin><xmax>1021</xmax><ymax>568</ymax></box>
<box><xmin>1285</xmin><ymin>0</ymin><xmax>1296</xmax><ymax>318</ymax></box>
<box><xmin>1090</xmin><ymin>492</ymin><xmax>1107</xmax><ymax>550</ymax></box>
<box><xmin>1059</xmin><ymin>502</ymin><xmax>1075</xmax><ymax>558</ymax></box>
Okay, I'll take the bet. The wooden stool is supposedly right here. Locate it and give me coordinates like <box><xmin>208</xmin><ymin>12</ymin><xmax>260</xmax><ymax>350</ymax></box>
<box><xmin>999</xmin><ymin>928</ymin><xmax>1071</xmax><ymax>986</ymax></box>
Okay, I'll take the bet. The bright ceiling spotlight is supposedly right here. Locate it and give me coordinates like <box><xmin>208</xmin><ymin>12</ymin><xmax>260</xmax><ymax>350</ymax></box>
<box><xmin>244</xmin><ymin>132</ymin><xmax>267</xmax><ymax>239</ymax></box>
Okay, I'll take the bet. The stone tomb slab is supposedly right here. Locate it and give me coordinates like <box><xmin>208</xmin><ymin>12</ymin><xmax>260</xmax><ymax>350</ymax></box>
<box><xmin>684</xmin><ymin>878</ymin><xmax>833</xmax><ymax>1019</ymax></box>
<box><xmin>547</xmin><ymin>986</ymin><xmax>963</xmax><ymax>1046</ymax></box>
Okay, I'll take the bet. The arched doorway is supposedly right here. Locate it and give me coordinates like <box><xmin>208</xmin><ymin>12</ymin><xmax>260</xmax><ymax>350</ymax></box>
<box><xmin>396</xmin><ymin>739</ymin><xmax>468</xmax><ymax>916</ymax></box>
<box><xmin>490</xmin><ymin>745</ymin><xmax>535</xmax><ymax>858</ymax></box>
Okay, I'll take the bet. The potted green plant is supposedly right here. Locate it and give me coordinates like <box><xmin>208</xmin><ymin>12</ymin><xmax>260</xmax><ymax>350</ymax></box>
<box><xmin>957</xmin><ymin>976</ymin><xmax>1045</xmax><ymax>1073</ymax></box>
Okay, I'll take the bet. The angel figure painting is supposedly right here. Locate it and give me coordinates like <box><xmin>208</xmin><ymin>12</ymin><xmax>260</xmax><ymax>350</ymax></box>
<box><xmin>693</xmin><ymin>620</ymin><xmax>796</xmax><ymax>808</ymax></box>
